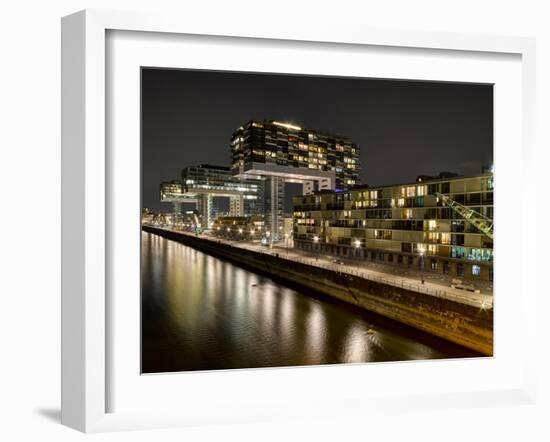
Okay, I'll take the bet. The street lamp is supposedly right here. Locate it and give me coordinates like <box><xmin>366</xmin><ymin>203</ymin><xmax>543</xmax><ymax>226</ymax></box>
<box><xmin>418</xmin><ymin>244</ymin><xmax>426</xmax><ymax>284</ymax></box>
<box><xmin>284</xmin><ymin>233</ymin><xmax>290</xmax><ymax>255</ymax></box>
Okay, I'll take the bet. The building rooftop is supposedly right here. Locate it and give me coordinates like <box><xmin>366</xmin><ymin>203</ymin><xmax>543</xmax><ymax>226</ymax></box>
<box><xmin>307</xmin><ymin>171</ymin><xmax>493</xmax><ymax>195</ymax></box>
<box><xmin>235</xmin><ymin>119</ymin><xmax>354</xmax><ymax>141</ymax></box>
<box><xmin>195</xmin><ymin>164</ymin><xmax>231</xmax><ymax>171</ymax></box>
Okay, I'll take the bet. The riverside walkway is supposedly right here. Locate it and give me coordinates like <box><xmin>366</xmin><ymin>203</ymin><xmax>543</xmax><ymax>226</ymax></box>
<box><xmin>148</xmin><ymin>226</ymin><xmax>493</xmax><ymax>310</ymax></box>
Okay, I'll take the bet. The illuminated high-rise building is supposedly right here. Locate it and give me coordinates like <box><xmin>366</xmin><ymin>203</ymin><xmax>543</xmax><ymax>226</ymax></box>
<box><xmin>231</xmin><ymin>120</ymin><xmax>360</xmax><ymax>239</ymax></box>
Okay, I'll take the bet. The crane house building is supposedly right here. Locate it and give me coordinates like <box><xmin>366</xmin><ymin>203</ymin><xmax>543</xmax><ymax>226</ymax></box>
<box><xmin>230</xmin><ymin>120</ymin><xmax>360</xmax><ymax>191</ymax></box>
<box><xmin>292</xmin><ymin>173</ymin><xmax>494</xmax><ymax>282</ymax></box>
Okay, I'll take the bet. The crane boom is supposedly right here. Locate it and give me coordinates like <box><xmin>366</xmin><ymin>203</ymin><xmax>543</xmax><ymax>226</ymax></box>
<box><xmin>434</xmin><ymin>192</ymin><xmax>493</xmax><ymax>240</ymax></box>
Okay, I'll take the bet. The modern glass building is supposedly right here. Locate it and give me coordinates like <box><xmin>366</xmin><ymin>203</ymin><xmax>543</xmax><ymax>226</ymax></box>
<box><xmin>230</xmin><ymin>120</ymin><xmax>360</xmax><ymax>240</ymax></box>
<box><xmin>159</xmin><ymin>180</ymin><xmax>184</xmax><ymax>200</ymax></box>
<box><xmin>230</xmin><ymin>120</ymin><xmax>360</xmax><ymax>191</ymax></box>
<box><xmin>182</xmin><ymin>164</ymin><xmax>263</xmax><ymax>218</ymax></box>
<box><xmin>293</xmin><ymin>173</ymin><xmax>494</xmax><ymax>281</ymax></box>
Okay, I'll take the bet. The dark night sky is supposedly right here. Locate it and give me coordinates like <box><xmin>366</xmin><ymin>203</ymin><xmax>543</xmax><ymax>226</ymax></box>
<box><xmin>142</xmin><ymin>68</ymin><xmax>493</xmax><ymax>211</ymax></box>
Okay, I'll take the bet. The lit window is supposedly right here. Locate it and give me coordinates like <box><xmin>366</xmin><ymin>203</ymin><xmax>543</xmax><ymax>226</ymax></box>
<box><xmin>472</xmin><ymin>265</ymin><xmax>481</xmax><ymax>276</ymax></box>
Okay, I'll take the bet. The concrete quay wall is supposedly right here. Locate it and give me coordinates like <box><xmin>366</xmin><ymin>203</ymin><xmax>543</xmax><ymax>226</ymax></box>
<box><xmin>143</xmin><ymin>226</ymin><xmax>493</xmax><ymax>355</ymax></box>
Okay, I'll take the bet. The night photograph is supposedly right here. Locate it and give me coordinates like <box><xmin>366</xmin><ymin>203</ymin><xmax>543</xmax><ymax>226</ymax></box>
<box><xmin>140</xmin><ymin>68</ymin><xmax>494</xmax><ymax>373</ymax></box>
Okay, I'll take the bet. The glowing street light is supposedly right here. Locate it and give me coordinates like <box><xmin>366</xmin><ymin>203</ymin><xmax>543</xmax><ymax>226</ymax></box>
<box><xmin>284</xmin><ymin>233</ymin><xmax>290</xmax><ymax>255</ymax></box>
<box><xmin>418</xmin><ymin>244</ymin><xmax>426</xmax><ymax>284</ymax></box>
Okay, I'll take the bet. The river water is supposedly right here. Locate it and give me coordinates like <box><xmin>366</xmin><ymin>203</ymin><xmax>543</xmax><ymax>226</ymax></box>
<box><xmin>141</xmin><ymin>231</ymin><xmax>475</xmax><ymax>373</ymax></box>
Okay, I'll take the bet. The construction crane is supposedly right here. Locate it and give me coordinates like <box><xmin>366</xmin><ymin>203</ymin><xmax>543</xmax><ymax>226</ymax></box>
<box><xmin>434</xmin><ymin>192</ymin><xmax>494</xmax><ymax>240</ymax></box>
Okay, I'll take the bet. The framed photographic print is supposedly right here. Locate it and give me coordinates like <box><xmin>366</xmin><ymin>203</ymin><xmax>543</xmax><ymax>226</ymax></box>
<box><xmin>61</xmin><ymin>9</ymin><xmax>537</xmax><ymax>433</ymax></box>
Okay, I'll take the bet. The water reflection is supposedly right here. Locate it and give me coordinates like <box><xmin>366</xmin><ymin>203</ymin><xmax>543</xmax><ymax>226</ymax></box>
<box><xmin>141</xmin><ymin>232</ymin><xmax>475</xmax><ymax>373</ymax></box>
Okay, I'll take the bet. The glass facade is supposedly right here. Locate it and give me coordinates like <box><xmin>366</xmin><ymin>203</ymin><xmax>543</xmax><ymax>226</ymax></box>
<box><xmin>231</xmin><ymin>120</ymin><xmax>360</xmax><ymax>191</ymax></box>
<box><xmin>159</xmin><ymin>180</ymin><xmax>183</xmax><ymax>201</ymax></box>
<box><xmin>182</xmin><ymin>164</ymin><xmax>263</xmax><ymax>216</ymax></box>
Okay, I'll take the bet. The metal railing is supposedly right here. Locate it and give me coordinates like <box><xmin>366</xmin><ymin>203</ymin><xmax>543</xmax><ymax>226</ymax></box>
<box><xmin>268</xmin><ymin>253</ymin><xmax>490</xmax><ymax>308</ymax></box>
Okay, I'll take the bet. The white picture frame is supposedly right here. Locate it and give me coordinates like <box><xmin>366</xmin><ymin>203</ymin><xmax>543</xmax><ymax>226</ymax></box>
<box><xmin>61</xmin><ymin>9</ymin><xmax>537</xmax><ymax>433</ymax></box>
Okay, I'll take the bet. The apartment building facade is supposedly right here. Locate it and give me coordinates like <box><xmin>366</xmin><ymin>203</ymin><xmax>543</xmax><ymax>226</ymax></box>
<box><xmin>293</xmin><ymin>173</ymin><xmax>494</xmax><ymax>282</ymax></box>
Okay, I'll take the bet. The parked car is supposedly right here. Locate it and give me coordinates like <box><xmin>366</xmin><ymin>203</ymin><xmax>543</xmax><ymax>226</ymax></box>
<box><xmin>331</xmin><ymin>259</ymin><xmax>344</xmax><ymax>265</ymax></box>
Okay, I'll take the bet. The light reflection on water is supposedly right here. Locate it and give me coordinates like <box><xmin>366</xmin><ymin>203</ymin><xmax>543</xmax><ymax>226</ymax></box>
<box><xmin>141</xmin><ymin>232</ymin><xmax>475</xmax><ymax>373</ymax></box>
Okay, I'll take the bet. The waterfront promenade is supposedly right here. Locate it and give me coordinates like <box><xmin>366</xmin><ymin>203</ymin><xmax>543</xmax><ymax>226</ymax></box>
<box><xmin>149</xmin><ymin>226</ymin><xmax>493</xmax><ymax>310</ymax></box>
<box><xmin>143</xmin><ymin>225</ymin><xmax>493</xmax><ymax>355</ymax></box>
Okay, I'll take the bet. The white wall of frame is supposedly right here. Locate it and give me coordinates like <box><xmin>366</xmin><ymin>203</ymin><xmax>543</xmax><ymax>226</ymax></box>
<box><xmin>1</xmin><ymin>0</ymin><xmax>548</xmax><ymax>441</ymax></box>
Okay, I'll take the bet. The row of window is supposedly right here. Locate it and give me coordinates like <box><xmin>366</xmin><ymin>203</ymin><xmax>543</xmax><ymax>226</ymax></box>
<box><xmin>297</xmin><ymin>240</ymin><xmax>492</xmax><ymax>280</ymax></box>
